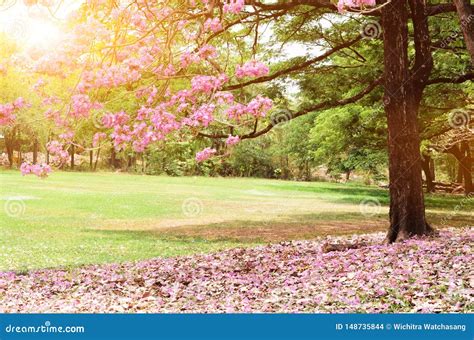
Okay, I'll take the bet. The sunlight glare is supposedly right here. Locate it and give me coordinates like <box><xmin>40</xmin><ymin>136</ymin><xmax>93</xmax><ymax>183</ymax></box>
<box><xmin>25</xmin><ymin>18</ymin><xmax>64</xmax><ymax>49</ymax></box>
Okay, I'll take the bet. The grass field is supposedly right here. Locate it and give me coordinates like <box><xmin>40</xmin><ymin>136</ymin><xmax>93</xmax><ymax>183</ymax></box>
<box><xmin>0</xmin><ymin>170</ymin><xmax>472</xmax><ymax>271</ymax></box>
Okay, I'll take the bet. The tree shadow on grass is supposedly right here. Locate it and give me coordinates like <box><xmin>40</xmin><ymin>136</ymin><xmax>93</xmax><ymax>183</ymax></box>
<box><xmin>266</xmin><ymin>182</ymin><xmax>473</xmax><ymax>211</ymax></box>
<box><xmin>85</xmin><ymin>209</ymin><xmax>472</xmax><ymax>245</ymax></box>
<box><xmin>86</xmin><ymin>211</ymin><xmax>389</xmax><ymax>244</ymax></box>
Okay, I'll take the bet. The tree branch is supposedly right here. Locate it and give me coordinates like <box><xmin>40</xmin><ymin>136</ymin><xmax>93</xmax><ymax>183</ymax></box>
<box><xmin>427</xmin><ymin>73</ymin><xmax>474</xmax><ymax>85</ymax></box>
<box><xmin>200</xmin><ymin>76</ymin><xmax>382</xmax><ymax>140</ymax></box>
<box><xmin>222</xmin><ymin>35</ymin><xmax>363</xmax><ymax>91</ymax></box>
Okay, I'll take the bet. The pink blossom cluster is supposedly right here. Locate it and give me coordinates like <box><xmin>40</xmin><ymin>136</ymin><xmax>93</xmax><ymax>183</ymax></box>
<box><xmin>246</xmin><ymin>95</ymin><xmax>273</xmax><ymax>117</ymax></box>
<box><xmin>180</xmin><ymin>45</ymin><xmax>218</xmax><ymax>68</ymax></box>
<box><xmin>59</xmin><ymin>131</ymin><xmax>75</xmax><ymax>142</ymax></box>
<box><xmin>195</xmin><ymin>147</ymin><xmax>216</xmax><ymax>162</ymax></box>
<box><xmin>102</xmin><ymin>111</ymin><xmax>130</xmax><ymax>129</ymax></box>
<box><xmin>129</xmin><ymin>110</ymin><xmax>180</xmax><ymax>152</ymax></box>
<box><xmin>104</xmin><ymin>109</ymin><xmax>180</xmax><ymax>152</ymax></box>
<box><xmin>42</xmin><ymin>96</ymin><xmax>62</xmax><ymax>106</ymax></box>
<box><xmin>153</xmin><ymin>64</ymin><xmax>177</xmax><ymax>77</ymax></box>
<box><xmin>78</xmin><ymin>65</ymin><xmax>142</xmax><ymax>92</ymax></box>
<box><xmin>131</xmin><ymin>12</ymin><xmax>147</xmax><ymax>30</ymax></box>
<box><xmin>226</xmin><ymin>135</ymin><xmax>240</xmax><ymax>145</ymax></box>
<box><xmin>223</xmin><ymin>0</ymin><xmax>245</xmax><ymax>14</ymax></box>
<box><xmin>180</xmin><ymin>51</ymin><xmax>201</xmax><ymax>68</ymax></box>
<box><xmin>191</xmin><ymin>74</ymin><xmax>228</xmax><ymax>94</ymax></box>
<box><xmin>69</xmin><ymin>95</ymin><xmax>103</xmax><ymax>119</ymax></box>
<box><xmin>236</xmin><ymin>60</ymin><xmax>269</xmax><ymax>78</ymax></box>
<box><xmin>20</xmin><ymin>162</ymin><xmax>52</xmax><ymax>178</ymax></box>
<box><xmin>136</xmin><ymin>86</ymin><xmax>158</xmax><ymax>105</ymax></box>
<box><xmin>46</xmin><ymin>141</ymin><xmax>69</xmax><ymax>165</ymax></box>
<box><xmin>204</xmin><ymin>18</ymin><xmax>223</xmax><ymax>33</ymax></box>
<box><xmin>197</xmin><ymin>45</ymin><xmax>218</xmax><ymax>59</ymax></box>
<box><xmin>186</xmin><ymin>104</ymin><xmax>215</xmax><ymax>127</ymax></box>
<box><xmin>6</xmin><ymin>1</ymin><xmax>277</xmax><ymax>174</ymax></box>
<box><xmin>215</xmin><ymin>92</ymin><xmax>234</xmax><ymax>105</ymax></box>
<box><xmin>92</xmin><ymin>132</ymin><xmax>107</xmax><ymax>147</ymax></box>
<box><xmin>0</xmin><ymin>98</ymin><xmax>29</xmax><ymax>126</ymax></box>
<box><xmin>44</xmin><ymin>109</ymin><xmax>67</xmax><ymax>128</ymax></box>
<box><xmin>337</xmin><ymin>0</ymin><xmax>376</xmax><ymax>12</ymax></box>
<box><xmin>33</xmin><ymin>78</ymin><xmax>47</xmax><ymax>92</ymax></box>
<box><xmin>225</xmin><ymin>95</ymin><xmax>273</xmax><ymax>119</ymax></box>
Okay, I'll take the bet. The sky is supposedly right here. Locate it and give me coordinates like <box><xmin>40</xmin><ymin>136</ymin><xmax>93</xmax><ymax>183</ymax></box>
<box><xmin>0</xmin><ymin>0</ymin><xmax>81</xmax><ymax>49</ymax></box>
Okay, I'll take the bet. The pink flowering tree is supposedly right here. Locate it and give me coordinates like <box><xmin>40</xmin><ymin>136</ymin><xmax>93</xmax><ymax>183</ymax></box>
<box><xmin>0</xmin><ymin>0</ymin><xmax>473</xmax><ymax>242</ymax></box>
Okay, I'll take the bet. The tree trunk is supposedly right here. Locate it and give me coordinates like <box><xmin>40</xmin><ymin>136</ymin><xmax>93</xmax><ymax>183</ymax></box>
<box><xmin>4</xmin><ymin>131</ymin><xmax>14</xmax><ymax>168</ymax></box>
<box><xmin>447</xmin><ymin>143</ymin><xmax>473</xmax><ymax>194</ymax></box>
<box><xmin>70</xmin><ymin>144</ymin><xmax>75</xmax><ymax>170</ymax></box>
<box><xmin>457</xmin><ymin>161</ymin><xmax>464</xmax><ymax>183</ymax></box>
<box><xmin>33</xmin><ymin>139</ymin><xmax>38</xmax><ymax>164</ymax></box>
<box><xmin>94</xmin><ymin>148</ymin><xmax>100</xmax><ymax>171</ymax></box>
<box><xmin>89</xmin><ymin>150</ymin><xmax>93</xmax><ymax>169</ymax></box>
<box><xmin>110</xmin><ymin>147</ymin><xmax>119</xmax><ymax>169</ymax></box>
<box><xmin>421</xmin><ymin>154</ymin><xmax>435</xmax><ymax>193</ymax></box>
<box><xmin>429</xmin><ymin>157</ymin><xmax>435</xmax><ymax>181</ymax></box>
<box><xmin>454</xmin><ymin>0</ymin><xmax>474</xmax><ymax>64</ymax></box>
<box><xmin>460</xmin><ymin>141</ymin><xmax>472</xmax><ymax>194</ymax></box>
<box><xmin>382</xmin><ymin>0</ymin><xmax>433</xmax><ymax>243</ymax></box>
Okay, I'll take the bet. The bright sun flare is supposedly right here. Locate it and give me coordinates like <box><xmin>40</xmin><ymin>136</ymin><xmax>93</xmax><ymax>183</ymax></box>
<box><xmin>0</xmin><ymin>2</ymin><xmax>76</xmax><ymax>50</ymax></box>
<box><xmin>24</xmin><ymin>18</ymin><xmax>64</xmax><ymax>48</ymax></box>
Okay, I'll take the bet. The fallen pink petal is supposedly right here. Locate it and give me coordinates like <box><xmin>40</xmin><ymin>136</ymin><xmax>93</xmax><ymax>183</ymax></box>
<box><xmin>0</xmin><ymin>228</ymin><xmax>471</xmax><ymax>313</ymax></box>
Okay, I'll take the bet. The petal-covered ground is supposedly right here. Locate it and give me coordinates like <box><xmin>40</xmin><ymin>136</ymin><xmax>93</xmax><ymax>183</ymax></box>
<box><xmin>0</xmin><ymin>228</ymin><xmax>472</xmax><ymax>313</ymax></box>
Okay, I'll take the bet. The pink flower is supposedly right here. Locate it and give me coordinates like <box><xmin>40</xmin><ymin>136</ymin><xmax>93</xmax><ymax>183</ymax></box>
<box><xmin>20</xmin><ymin>162</ymin><xmax>52</xmax><ymax>178</ymax></box>
<box><xmin>215</xmin><ymin>92</ymin><xmax>234</xmax><ymax>105</ymax></box>
<box><xmin>223</xmin><ymin>0</ymin><xmax>245</xmax><ymax>14</ymax></box>
<box><xmin>195</xmin><ymin>147</ymin><xmax>216</xmax><ymax>162</ymax></box>
<box><xmin>191</xmin><ymin>75</ymin><xmax>228</xmax><ymax>94</ymax></box>
<box><xmin>0</xmin><ymin>98</ymin><xmax>28</xmax><ymax>126</ymax></box>
<box><xmin>236</xmin><ymin>60</ymin><xmax>269</xmax><ymax>78</ymax></box>
<box><xmin>337</xmin><ymin>0</ymin><xmax>376</xmax><ymax>12</ymax></box>
<box><xmin>20</xmin><ymin>162</ymin><xmax>32</xmax><ymax>176</ymax></box>
<box><xmin>46</xmin><ymin>141</ymin><xmax>69</xmax><ymax>165</ymax></box>
<box><xmin>247</xmin><ymin>95</ymin><xmax>273</xmax><ymax>117</ymax></box>
<box><xmin>69</xmin><ymin>94</ymin><xmax>102</xmax><ymax>119</ymax></box>
<box><xmin>92</xmin><ymin>132</ymin><xmax>107</xmax><ymax>147</ymax></box>
<box><xmin>204</xmin><ymin>18</ymin><xmax>223</xmax><ymax>33</ymax></box>
<box><xmin>197</xmin><ymin>45</ymin><xmax>218</xmax><ymax>59</ymax></box>
<box><xmin>180</xmin><ymin>51</ymin><xmax>200</xmax><ymax>68</ymax></box>
<box><xmin>33</xmin><ymin>78</ymin><xmax>46</xmax><ymax>91</ymax></box>
<box><xmin>227</xmin><ymin>95</ymin><xmax>273</xmax><ymax>119</ymax></box>
<box><xmin>13</xmin><ymin>97</ymin><xmax>29</xmax><ymax>109</ymax></box>
<box><xmin>226</xmin><ymin>135</ymin><xmax>240</xmax><ymax>146</ymax></box>
<box><xmin>0</xmin><ymin>103</ymin><xmax>16</xmax><ymax>126</ymax></box>
<box><xmin>190</xmin><ymin>104</ymin><xmax>215</xmax><ymax>127</ymax></box>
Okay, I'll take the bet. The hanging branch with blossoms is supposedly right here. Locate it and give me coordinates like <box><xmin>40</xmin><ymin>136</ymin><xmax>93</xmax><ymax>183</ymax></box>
<box><xmin>1</xmin><ymin>0</ymin><xmax>387</xmax><ymax>177</ymax></box>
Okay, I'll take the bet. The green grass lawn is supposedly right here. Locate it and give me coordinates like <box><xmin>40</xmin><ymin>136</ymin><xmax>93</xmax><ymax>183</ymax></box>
<box><xmin>0</xmin><ymin>170</ymin><xmax>472</xmax><ymax>271</ymax></box>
